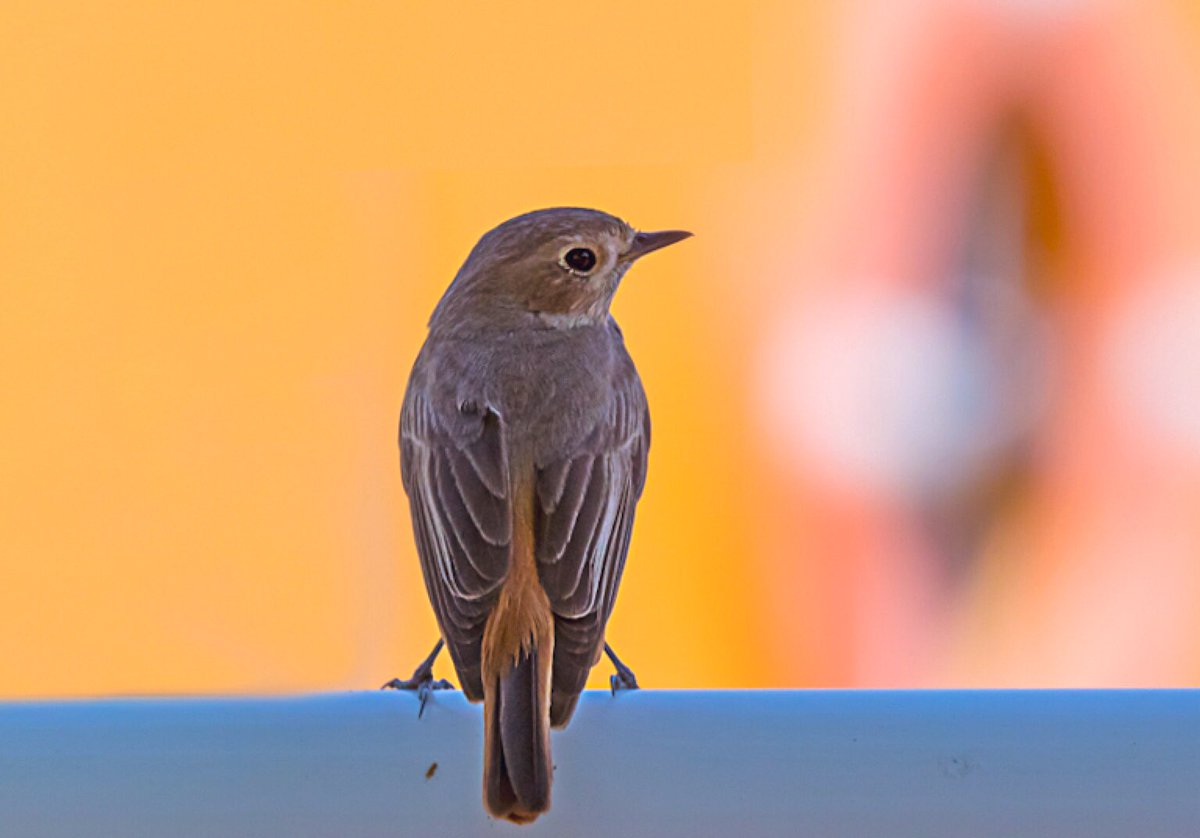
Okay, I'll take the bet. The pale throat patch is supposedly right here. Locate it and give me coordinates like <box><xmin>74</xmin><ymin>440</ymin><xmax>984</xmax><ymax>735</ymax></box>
<box><xmin>535</xmin><ymin>310</ymin><xmax>600</xmax><ymax>329</ymax></box>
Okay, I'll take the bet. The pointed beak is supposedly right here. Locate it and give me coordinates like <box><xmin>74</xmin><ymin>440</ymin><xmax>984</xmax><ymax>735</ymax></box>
<box><xmin>622</xmin><ymin>229</ymin><xmax>693</xmax><ymax>262</ymax></box>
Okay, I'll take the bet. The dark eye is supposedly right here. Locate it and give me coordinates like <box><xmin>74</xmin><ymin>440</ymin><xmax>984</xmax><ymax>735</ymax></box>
<box><xmin>563</xmin><ymin>247</ymin><xmax>597</xmax><ymax>273</ymax></box>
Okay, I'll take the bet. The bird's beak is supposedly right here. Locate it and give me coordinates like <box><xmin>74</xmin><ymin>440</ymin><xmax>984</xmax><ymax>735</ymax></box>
<box><xmin>623</xmin><ymin>229</ymin><xmax>693</xmax><ymax>262</ymax></box>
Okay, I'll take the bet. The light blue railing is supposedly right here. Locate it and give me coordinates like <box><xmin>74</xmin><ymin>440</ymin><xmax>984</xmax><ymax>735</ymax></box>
<box><xmin>1</xmin><ymin>690</ymin><xmax>1197</xmax><ymax>836</ymax></box>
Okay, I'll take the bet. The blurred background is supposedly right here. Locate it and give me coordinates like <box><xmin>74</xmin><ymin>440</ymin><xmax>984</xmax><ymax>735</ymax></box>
<box><xmin>3</xmin><ymin>0</ymin><xmax>1199</xmax><ymax>697</ymax></box>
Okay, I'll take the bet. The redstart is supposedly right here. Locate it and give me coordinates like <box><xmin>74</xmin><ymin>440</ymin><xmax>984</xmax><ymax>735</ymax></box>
<box><xmin>387</xmin><ymin>208</ymin><xmax>689</xmax><ymax>823</ymax></box>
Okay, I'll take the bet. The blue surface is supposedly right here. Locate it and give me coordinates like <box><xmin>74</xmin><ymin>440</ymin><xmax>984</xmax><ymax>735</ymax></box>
<box><xmin>0</xmin><ymin>690</ymin><xmax>1197</xmax><ymax>836</ymax></box>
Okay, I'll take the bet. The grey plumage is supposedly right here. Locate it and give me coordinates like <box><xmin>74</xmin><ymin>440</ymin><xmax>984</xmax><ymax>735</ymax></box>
<box><xmin>398</xmin><ymin>207</ymin><xmax>688</xmax><ymax>823</ymax></box>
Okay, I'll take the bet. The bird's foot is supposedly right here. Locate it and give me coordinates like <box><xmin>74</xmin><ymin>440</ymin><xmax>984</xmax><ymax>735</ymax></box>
<box><xmin>382</xmin><ymin>675</ymin><xmax>455</xmax><ymax>718</ymax></box>
<box><xmin>382</xmin><ymin>639</ymin><xmax>456</xmax><ymax>718</ymax></box>
<box><xmin>604</xmin><ymin>643</ymin><xmax>639</xmax><ymax>694</ymax></box>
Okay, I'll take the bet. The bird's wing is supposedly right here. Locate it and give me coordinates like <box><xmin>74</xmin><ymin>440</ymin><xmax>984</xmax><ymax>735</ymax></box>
<box><xmin>401</xmin><ymin>384</ymin><xmax>511</xmax><ymax>701</ymax></box>
<box><xmin>534</xmin><ymin>356</ymin><xmax>649</xmax><ymax>727</ymax></box>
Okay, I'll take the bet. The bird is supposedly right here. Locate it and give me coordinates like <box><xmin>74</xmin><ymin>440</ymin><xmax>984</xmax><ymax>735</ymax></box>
<box><xmin>385</xmin><ymin>207</ymin><xmax>690</xmax><ymax>824</ymax></box>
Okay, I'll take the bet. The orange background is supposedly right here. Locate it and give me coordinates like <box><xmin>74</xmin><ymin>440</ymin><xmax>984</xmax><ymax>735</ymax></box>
<box><xmin>3</xmin><ymin>1</ymin><xmax>1199</xmax><ymax>697</ymax></box>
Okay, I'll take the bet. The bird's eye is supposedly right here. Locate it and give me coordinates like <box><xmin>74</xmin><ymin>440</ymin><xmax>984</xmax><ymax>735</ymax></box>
<box><xmin>562</xmin><ymin>247</ymin><xmax>597</xmax><ymax>274</ymax></box>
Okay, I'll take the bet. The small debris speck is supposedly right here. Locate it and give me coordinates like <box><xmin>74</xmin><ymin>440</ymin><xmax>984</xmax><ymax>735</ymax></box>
<box><xmin>425</xmin><ymin>762</ymin><xmax>438</xmax><ymax>780</ymax></box>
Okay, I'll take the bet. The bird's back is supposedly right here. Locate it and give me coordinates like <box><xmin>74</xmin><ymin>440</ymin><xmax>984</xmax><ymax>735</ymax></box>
<box><xmin>409</xmin><ymin>319</ymin><xmax>631</xmax><ymax>462</ymax></box>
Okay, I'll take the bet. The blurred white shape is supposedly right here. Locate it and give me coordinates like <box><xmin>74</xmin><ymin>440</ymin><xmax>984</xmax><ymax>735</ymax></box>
<box><xmin>754</xmin><ymin>283</ymin><xmax>1050</xmax><ymax>497</ymax></box>
<box><xmin>1104</xmin><ymin>269</ymin><xmax>1200</xmax><ymax>461</ymax></box>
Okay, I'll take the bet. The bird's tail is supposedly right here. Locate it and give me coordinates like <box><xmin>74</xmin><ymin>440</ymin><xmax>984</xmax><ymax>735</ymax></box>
<box><xmin>481</xmin><ymin>469</ymin><xmax>555</xmax><ymax>824</ymax></box>
<box><xmin>483</xmin><ymin>635</ymin><xmax>553</xmax><ymax>824</ymax></box>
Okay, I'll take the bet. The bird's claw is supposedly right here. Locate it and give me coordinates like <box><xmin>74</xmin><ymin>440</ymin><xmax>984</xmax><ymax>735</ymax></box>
<box><xmin>609</xmin><ymin>670</ymin><xmax>638</xmax><ymax>694</ymax></box>
<box><xmin>382</xmin><ymin>674</ymin><xmax>455</xmax><ymax>718</ymax></box>
<box><xmin>604</xmin><ymin>643</ymin><xmax>639</xmax><ymax>695</ymax></box>
<box><xmin>382</xmin><ymin>639</ymin><xmax>455</xmax><ymax>718</ymax></box>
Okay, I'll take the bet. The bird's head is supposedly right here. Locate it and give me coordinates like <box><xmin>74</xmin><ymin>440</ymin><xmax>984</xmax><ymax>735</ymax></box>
<box><xmin>431</xmin><ymin>207</ymin><xmax>691</xmax><ymax>331</ymax></box>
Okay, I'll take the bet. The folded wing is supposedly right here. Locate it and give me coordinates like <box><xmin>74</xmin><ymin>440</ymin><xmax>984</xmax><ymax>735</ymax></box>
<box><xmin>534</xmin><ymin>359</ymin><xmax>649</xmax><ymax>727</ymax></box>
<box><xmin>401</xmin><ymin>388</ymin><xmax>511</xmax><ymax>701</ymax></box>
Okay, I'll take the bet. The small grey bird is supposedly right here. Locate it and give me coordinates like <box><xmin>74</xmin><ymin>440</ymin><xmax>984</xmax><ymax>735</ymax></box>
<box><xmin>388</xmin><ymin>208</ymin><xmax>689</xmax><ymax>824</ymax></box>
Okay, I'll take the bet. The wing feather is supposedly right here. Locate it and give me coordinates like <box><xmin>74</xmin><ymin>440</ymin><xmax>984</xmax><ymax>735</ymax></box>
<box><xmin>401</xmin><ymin>388</ymin><xmax>509</xmax><ymax>701</ymax></box>
<box><xmin>537</xmin><ymin>456</ymin><xmax>594</xmax><ymax>564</ymax></box>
